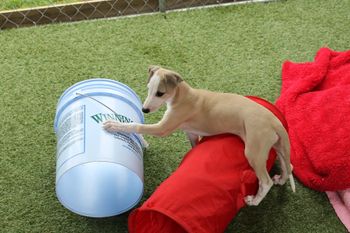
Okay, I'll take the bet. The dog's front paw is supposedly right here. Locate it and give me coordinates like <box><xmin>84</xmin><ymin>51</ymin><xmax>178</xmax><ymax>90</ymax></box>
<box><xmin>103</xmin><ymin>120</ymin><xmax>125</xmax><ymax>133</ymax></box>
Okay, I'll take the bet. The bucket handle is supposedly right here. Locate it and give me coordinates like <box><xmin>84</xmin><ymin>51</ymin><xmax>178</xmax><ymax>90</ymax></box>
<box><xmin>76</xmin><ymin>92</ymin><xmax>148</xmax><ymax>149</ymax></box>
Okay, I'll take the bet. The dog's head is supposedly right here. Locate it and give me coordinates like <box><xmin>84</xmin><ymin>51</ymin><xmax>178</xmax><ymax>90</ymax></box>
<box><xmin>142</xmin><ymin>65</ymin><xmax>183</xmax><ymax>113</ymax></box>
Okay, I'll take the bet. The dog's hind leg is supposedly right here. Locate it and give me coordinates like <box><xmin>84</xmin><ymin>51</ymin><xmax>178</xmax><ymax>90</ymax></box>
<box><xmin>272</xmin><ymin>133</ymin><xmax>289</xmax><ymax>185</ymax></box>
<box><xmin>272</xmin><ymin>127</ymin><xmax>296</xmax><ymax>192</ymax></box>
<box><xmin>243</xmin><ymin>131</ymin><xmax>277</xmax><ymax>206</ymax></box>
<box><xmin>244</xmin><ymin>159</ymin><xmax>273</xmax><ymax>206</ymax></box>
<box><xmin>272</xmin><ymin>153</ymin><xmax>288</xmax><ymax>186</ymax></box>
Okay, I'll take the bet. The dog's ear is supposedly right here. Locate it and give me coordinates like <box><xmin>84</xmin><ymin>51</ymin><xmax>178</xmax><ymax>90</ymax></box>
<box><xmin>148</xmin><ymin>65</ymin><xmax>160</xmax><ymax>83</ymax></box>
<box><xmin>164</xmin><ymin>71</ymin><xmax>183</xmax><ymax>89</ymax></box>
<box><xmin>148</xmin><ymin>65</ymin><xmax>160</xmax><ymax>73</ymax></box>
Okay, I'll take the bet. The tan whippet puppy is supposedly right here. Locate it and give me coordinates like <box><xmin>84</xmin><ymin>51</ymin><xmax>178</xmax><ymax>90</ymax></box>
<box><xmin>103</xmin><ymin>66</ymin><xmax>296</xmax><ymax>206</ymax></box>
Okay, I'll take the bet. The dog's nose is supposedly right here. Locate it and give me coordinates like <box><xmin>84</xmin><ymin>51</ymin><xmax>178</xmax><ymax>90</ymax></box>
<box><xmin>142</xmin><ymin>108</ymin><xmax>150</xmax><ymax>113</ymax></box>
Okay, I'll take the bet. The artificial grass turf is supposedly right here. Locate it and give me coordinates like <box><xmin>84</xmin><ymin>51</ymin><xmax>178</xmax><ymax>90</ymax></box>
<box><xmin>0</xmin><ymin>0</ymin><xmax>82</xmax><ymax>11</ymax></box>
<box><xmin>0</xmin><ymin>0</ymin><xmax>349</xmax><ymax>232</ymax></box>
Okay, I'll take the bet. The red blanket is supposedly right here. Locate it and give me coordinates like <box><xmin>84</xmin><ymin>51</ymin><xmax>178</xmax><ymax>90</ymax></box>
<box><xmin>275</xmin><ymin>48</ymin><xmax>350</xmax><ymax>191</ymax></box>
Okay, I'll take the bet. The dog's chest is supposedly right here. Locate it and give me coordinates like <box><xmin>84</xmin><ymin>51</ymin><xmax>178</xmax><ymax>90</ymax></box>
<box><xmin>179</xmin><ymin>123</ymin><xmax>212</xmax><ymax>136</ymax></box>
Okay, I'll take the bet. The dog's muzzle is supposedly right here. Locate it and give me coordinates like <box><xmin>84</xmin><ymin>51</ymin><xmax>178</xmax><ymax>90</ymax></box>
<box><xmin>142</xmin><ymin>108</ymin><xmax>150</xmax><ymax>113</ymax></box>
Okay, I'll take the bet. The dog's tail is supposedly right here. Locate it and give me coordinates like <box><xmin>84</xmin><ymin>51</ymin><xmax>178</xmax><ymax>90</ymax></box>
<box><xmin>275</xmin><ymin>125</ymin><xmax>296</xmax><ymax>193</ymax></box>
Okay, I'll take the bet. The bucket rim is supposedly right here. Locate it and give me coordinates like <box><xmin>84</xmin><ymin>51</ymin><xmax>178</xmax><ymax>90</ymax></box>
<box><xmin>57</xmin><ymin>78</ymin><xmax>142</xmax><ymax>107</ymax></box>
<box><xmin>56</xmin><ymin>161</ymin><xmax>144</xmax><ymax>218</ymax></box>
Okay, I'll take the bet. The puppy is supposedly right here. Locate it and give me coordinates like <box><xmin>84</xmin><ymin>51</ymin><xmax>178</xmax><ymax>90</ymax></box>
<box><xmin>104</xmin><ymin>66</ymin><xmax>295</xmax><ymax>206</ymax></box>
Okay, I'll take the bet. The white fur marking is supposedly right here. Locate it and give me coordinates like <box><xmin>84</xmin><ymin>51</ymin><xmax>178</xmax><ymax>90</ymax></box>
<box><xmin>143</xmin><ymin>75</ymin><xmax>164</xmax><ymax>112</ymax></box>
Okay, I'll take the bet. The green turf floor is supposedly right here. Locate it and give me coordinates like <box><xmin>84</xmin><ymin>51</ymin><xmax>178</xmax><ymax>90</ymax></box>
<box><xmin>1</xmin><ymin>0</ymin><xmax>349</xmax><ymax>232</ymax></box>
<box><xmin>0</xmin><ymin>0</ymin><xmax>81</xmax><ymax>11</ymax></box>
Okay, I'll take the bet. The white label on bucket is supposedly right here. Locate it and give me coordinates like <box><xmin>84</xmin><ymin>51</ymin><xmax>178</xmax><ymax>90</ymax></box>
<box><xmin>57</xmin><ymin>105</ymin><xmax>85</xmax><ymax>160</ymax></box>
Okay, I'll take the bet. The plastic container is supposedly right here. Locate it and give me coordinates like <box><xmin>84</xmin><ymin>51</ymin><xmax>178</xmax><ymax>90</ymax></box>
<box><xmin>54</xmin><ymin>78</ymin><xmax>145</xmax><ymax>218</ymax></box>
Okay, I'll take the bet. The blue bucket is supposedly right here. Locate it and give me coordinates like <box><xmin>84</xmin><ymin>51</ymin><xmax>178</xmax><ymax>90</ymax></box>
<box><xmin>54</xmin><ymin>78</ymin><xmax>145</xmax><ymax>218</ymax></box>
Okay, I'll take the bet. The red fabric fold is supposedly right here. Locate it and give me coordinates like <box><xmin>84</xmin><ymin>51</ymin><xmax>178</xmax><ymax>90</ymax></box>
<box><xmin>276</xmin><ymin>47</ymin><xmax>350</xmax><ymax>191</ymax></box>
<box><xmin>129</xmin><ymin>134</ymin><xmax>276</xmax><ymax>233</ymax></box>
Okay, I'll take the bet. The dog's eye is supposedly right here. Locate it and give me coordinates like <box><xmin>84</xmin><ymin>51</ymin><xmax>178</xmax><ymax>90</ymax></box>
<box><xmin>155</xmin><ymin>91</ymin><xmax>165</xmax><ymax>97</ymax></box>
